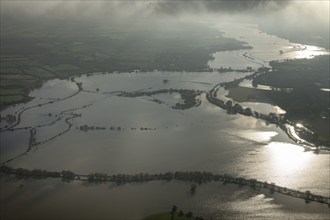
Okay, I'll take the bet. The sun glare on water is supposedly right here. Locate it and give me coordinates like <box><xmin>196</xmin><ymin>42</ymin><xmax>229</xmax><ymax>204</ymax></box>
<box><xmin>266</xmin><ymin>142</ymin><xmax>314</xmax><ymax>176</ymax></box>
<box><xmin>233</xmin><ymin>130</ymin><xmax>278</xmax><ymax>143</ymax></box>
<box><xmin>292</xmin><ymin>45</ymin><xmax>329</xmax><ymax>59</ymax></box>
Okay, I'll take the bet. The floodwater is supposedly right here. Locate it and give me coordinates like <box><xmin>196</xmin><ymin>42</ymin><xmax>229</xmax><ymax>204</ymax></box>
<box><xmin>1</xmin><ymin>178</ymin><xmax>329</xmax><ymax>220</ymax></box>
<box><xmin>1</xmin><ymin>23</ymin><xmax>329</xmax><ymax>219</ymax></box>
<box><xmin>208</xmin><ymin>23</ymin><xmax>329</xmax><ymax>69</ymax></box>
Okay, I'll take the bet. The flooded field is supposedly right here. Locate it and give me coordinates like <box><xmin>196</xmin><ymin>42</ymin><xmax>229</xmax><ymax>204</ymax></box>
<box><xmin>1</xmin><ymin>23</ymin><xmax>329</xmax><ymax>219</ymax></box>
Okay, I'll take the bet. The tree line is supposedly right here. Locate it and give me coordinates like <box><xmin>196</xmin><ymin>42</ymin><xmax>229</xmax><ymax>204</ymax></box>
<box><xmin>1</xmin><ymin>165</ymin><xmax>329</xmax><ymax>206</ymax></box>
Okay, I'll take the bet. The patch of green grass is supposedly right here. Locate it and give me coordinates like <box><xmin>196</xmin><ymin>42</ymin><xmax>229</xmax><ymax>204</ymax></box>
<box><xmin>51</xmin><ymin>64</ymin><xmax>80</xmax><ymax>72</ymax></box>
<box><xmin>0</xmin><ymin>94</ymin><xmax>24</xmax><ymax>104</ymax></box>
<box><xmin>0</xmin><ymin>74</ymin><xmax>35</xmax><ymax>80</ymax></box>
<box><xmin>25</xmin><ymin>67</ymin><xmax>55</xmax><ymax>79</ymax></box>
<box><xmin>16</xmin><ymin>60</ymin><xmax>43</xmax><ymax>68</ymax></box>
<box><xmin>306</xmin><ymin>118</ymin><xmax>330</xmax><ymax>142</ymax></box>
<box><xmin>0</xmin><ymin>67</ymin><xmax>23</xmax><ymax>75</ymax></box>
<box><xmin>43</xmin><ymin>64</ymin><xmax>81</xmax><ymax>78</ymax></box>
<box><xmin>0</xmin><ymin>88</ymin><xmax>23</xmax><ymax>95</ymax></box>
<box><xmin>0</xmin><ymin>59</ymin><xmax>42</xmax><ymax>69</ymax></box>
<box><xmin>0</xmin><ymin>61</ymin><xmax>17</xmax><ymax>68</ymax></box>
<box><xmin>227</xmin><ymin>86</ymin><xmax>273</xmax><ymax>103</ymax></box>
<box><xmin>0</xmin><ymin>79</ymin><xmax>37</xmax><ymax>88</ymax></box>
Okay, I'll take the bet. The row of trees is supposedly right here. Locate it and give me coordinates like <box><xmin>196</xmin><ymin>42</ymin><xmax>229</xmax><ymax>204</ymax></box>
<box><xmin>79</xmin><ymin>125</ymin><xmax>157</xmax><ymax>132</ymax></box>
<box><xmin>0</xmin><ymin>166</ymin><xmax>75</xmax><ymax>181</ymax></box>
<box><xmin>1</xmin><ymin>166</ymin><xmax>328</xmax><ymax>205</ymax></box>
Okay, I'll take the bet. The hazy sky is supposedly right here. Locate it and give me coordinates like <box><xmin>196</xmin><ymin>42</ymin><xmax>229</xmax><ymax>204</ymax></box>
<box><xmin>1</xmin><ymin>0</ymin><xmax>329</xmax><ymax>46</ymax></box>
<box><xmin>1</xmin><ymin>0</ymin><xmax>328</xmax><ymax>21</ymax></box>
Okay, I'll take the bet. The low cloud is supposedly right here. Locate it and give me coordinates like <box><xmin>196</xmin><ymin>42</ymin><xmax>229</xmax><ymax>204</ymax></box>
<box><xmin>153</xmin><ymin>0</ymin><xmax>290</xmax><ymax>15</ymax></box>
<box><xmin>1</xmin><ymin>0</ymin><xmax>328</xmax><ymax>48</ymax></box>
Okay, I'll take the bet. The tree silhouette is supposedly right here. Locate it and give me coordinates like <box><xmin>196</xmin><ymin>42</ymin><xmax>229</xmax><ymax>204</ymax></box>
<box><xmin>170</xmin><ymin>205</ymin><xmax>177</xmax><ymax>220</ymax></box>
<box><xmin>190</xmin><ymin>184</ymin><xmax>196</xmax><ymax>195</ymax></box>
<box><xmin>186</xmin><ymin>211</ymin><xmax>193</xmax><ymax>218</ymax></box>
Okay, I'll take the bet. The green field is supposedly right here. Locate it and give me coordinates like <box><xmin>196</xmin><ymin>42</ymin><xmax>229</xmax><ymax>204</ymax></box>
<box><xmin>0</xmin><ymin>94</ymin><xmax>24</xmax><ymax>105</ymax></box>
<box><xmin>0</xmin><ymin>79</ymin><xmax>37</xmax><ymax>88</ymax></box>
<box><xmin>251</xmin><ymin>55</ymin><xmax>330</xmax><ymax>142</ymax></box>
<box><xmin>0</xmin><ymin>88</ymin><xmax>22</xmax><ymax>95</ymax></box>
<box><xmin>227</xmin><ymin>86</ymin><xmax>273</xmax><ymax>103</ymax></box>
<box><xmin>25</xmin><ymin>67</ymin><xmax>56</xmax><ymax>79</ymax></box>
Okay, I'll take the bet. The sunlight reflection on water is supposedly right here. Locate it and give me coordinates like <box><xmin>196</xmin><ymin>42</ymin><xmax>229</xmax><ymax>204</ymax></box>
<box><xmin>238</xmin><ymin>130</ymin><xmax>278</xmax><ymax>143</ymax></box>
<box><xmin>290</xmin><ymin>45</ymin><xmax>329</xmax><ymax>59</ymax></box>
<box><xmin>209</xmin><ymin>23</ymin><xmax>329</xmax><ymax>70</ymax></box>
<box><xmin>266</xmin><ymin>142</ymin><xmax>314</xmax><ymax>176</ymax></box>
